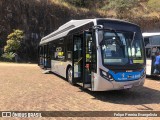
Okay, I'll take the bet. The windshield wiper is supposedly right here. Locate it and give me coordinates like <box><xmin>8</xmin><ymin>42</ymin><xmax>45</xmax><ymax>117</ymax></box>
<box><xmin>110</xmin><ymin>29</ymin><xmax>123</xmax><ymax>46</ymax></box>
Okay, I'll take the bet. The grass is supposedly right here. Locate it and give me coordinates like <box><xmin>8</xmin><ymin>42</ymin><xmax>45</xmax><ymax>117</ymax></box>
<box><xmin>51</xmin><ymin>0</ymin><xmax>160</xmax><ymax>19</ymax></box>
<box><xmin>50</xmin><ymin>0</ymin><xmax>99</xmax><ymax>17</ymax></box>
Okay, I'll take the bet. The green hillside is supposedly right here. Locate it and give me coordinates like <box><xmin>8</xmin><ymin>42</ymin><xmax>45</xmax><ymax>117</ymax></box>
<box><xmin>0</xmin><ymin>0</ymin><xmax>160</xmax><ymax>61</ymax></box>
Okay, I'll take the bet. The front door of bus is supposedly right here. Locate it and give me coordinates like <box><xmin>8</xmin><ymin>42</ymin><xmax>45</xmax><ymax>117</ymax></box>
<box><xmin>73</xmin><ymin>35</ymin><xmax>83</xmax><ymax>83</ymax></box>
<box><xmin>73</xmin><ymin>32</ymin><xmax>93</xmax><ymax>88</ymax></box>
<box><xmin>83</xmin><ymin>32</ymin><xmax>92</xmax><ymax>88</ymax></box>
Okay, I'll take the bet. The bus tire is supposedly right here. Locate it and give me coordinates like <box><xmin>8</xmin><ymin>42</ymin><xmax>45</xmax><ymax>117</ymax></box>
<box><xmin>67</xmin><ymin>67</ymin><xmax>76</xmax><ymax>85</ymax></box>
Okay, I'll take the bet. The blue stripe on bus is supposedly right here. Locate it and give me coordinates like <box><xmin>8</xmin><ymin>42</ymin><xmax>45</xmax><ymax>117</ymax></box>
<box><xmin>108</xmin><ymin>69</ymin><xmax>144</xmax><ymax>81</ymax></box>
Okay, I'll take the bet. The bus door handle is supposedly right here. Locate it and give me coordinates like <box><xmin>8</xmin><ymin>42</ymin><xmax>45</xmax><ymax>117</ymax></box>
<box><xmin>74</xmin><ymin>57</ymin><xmax>83</xmax><ymax>65</ymax></box>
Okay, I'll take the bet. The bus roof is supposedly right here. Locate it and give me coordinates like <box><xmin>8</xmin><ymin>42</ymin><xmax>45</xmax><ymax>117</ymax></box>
<box><xmin>40</xmin><ymin>19</ymin><xmax>93</xmax><ymax>45</ymax></box>
<box><xmin>142</xmin><ymin>32</ymin><xmax>160</xmax><ymax>37</ymax></box>
<box><xmin>40</xmin><ymin>18</ymin><xmax>137</xmax><ymax>45</ymax></box>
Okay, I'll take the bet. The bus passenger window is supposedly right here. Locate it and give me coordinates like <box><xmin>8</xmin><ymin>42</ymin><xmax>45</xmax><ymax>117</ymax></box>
<box><xmin>53</xmin><ymin>39</ymin><xmax>65</xmax><ymax>61</ymax></box>
<box><xmin>86</xmin><ymin>34</ymin><xmax>92</xmax><ymax>62</ymax></box>
<box><xmin>146</xmin><ymin>48</ymin><xmax>151</xmax><ymax>58</ymax></box>
<box><xmin>152</xmin><ymin>47</ymin><xmax>158</xmax><ymax>56</ymax></box>
<box><xmin>67</xmin><ymin>51</ymin><xmax>72</xmax><ymax>59</ymax></box>
<box><xmin>73</xmin><ymin>37</ymin><xmax>82</xmax><ymax>60</ymax></box>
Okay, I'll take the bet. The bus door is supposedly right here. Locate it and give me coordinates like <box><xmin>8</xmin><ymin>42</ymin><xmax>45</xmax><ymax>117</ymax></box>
<box><xmin>73</xmin><ymin>35</ymin><xmax>83</xmax><ymax>83</ymax></box>
<box><xmin>43</xmin><ymin>44</ymin><xmax>51</xmax><ymax>68</ymax></box>
<box><xmin>151</xmin><ymin>47</ymin><xmax>159</xmax><ymax>74</ymax></box>
<box><xmin>43</xmin><ymin>45</ymin><xmax>47</xmax><ymax>68</ymax></box>
<box><xmin>72</xmin><ymin>32</ymin><xmax>95</xmax><ymax>88</ymax></box>
<box><xmin>151</xmin><ymin>47</ymin><xmax>160</xmax><ymax>74</ymax></box>
<box><xmin>82</xmin><ymin>31</ymin><xmax>93</xmax><ymax>88</ymax></box>
<box><xmin>146</xmin><ymin>47</ymin><xmax>152</xmax><ymax>75</ymax></box>
<box><xmin>47</xmin><ymin>44</ymin><xmax>51</xmax><ymax>68</ymax></box>
<box><xmin>38</xmin><ymin>46</ymin><xmax>43</xmax><ymax>66</ymax></box>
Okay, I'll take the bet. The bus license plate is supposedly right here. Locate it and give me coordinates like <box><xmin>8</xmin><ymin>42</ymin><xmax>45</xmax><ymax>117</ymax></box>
<box><xmin>124</xmin><ymin>85</ymin><xmax>132</xmax><ymax>89</ymax></box>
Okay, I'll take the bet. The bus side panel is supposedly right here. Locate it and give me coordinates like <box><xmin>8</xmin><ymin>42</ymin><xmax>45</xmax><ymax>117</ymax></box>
<box><xmin>146</xmin><ymin>59</ymin><xmax>152</xmax><ymax>75</ymax></box>
<box><xmin>51</xmin><ymin>60</ymin><xmax>72</xmax><ymax>78</ymax></box>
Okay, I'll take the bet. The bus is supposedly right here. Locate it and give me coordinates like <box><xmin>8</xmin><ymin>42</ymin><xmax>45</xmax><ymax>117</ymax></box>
<box><xmin>143</xmin><ymin>32</ymin><xmax>160</xmax><ymax>76</ymax></box>
<box><xmin>38</xmin><ymin>18</ymin><xmax>146</xmax><ymax>91</ymax></box>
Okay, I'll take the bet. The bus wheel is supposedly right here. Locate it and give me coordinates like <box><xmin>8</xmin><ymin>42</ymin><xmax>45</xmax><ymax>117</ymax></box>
<box><xmin>67</xmin><ymin>67</ymin><xmax>75</xmax><ymax>85</ymax></box>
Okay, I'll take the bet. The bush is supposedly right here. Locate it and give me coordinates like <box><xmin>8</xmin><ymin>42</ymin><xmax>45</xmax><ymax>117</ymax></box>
<box><xmin>62</xmin><ymin>0</ymin><xmax>85</xmax><ymax>7</ymax></box>
<box><xmin>148</xmin><ymin>0</ymin><xmax>160</xmax><ymax>12</ymax></box>
<box><xmin>102</xmin><ymin>0</ymin><xmax>139</xmax><ymax>18</ymax></box>
<box><xmin>1</xmin><ymin>52</ymin><xmax>15</xmax><ymax>62</ymax></box>
<box><xmin>4</xmin><ymin>29</ymin><xmax>24</xmax><ymax>53</ymax></box>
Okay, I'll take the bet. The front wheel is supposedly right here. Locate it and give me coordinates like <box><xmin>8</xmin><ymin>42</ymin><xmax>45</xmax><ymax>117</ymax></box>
<box><xmin>67</xmin><ymin>67</ymin><xmax>75</xmax><ymax>85</ymax></box>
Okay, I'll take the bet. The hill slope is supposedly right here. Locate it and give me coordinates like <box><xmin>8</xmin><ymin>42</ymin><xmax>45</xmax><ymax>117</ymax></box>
<box><xmin>0</xmin><ymin>0</ymin><xmax>160</xmax><ymax>61</ymax></box>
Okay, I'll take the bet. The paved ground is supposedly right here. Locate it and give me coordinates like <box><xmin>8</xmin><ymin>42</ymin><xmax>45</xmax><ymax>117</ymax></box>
<box><xmin>0</xmin><ymin>62</ymin><xmax>159</xmax><ymax>120</ymax></box>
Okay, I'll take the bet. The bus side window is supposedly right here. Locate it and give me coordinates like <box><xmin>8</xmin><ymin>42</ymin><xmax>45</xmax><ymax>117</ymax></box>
<box><xmin>52</xmin><ymin>42</ymin><xmax>57</xmax><ymax>60</ymax></box>
<box><xmin>39</xmin><ymin>46</ymin><xmax>43</xmax><ymax>65</ymax></box>
<box><xmin>144</xmin><ymin>38</ymin><xmax>150</xmax><ymax>46</ymax></box>
<box><xmin>152</xmin><ymin>47</ymin><xmax>158</xmax><ymax>56</ymax></box>
<box><xmin>56</xmin><ymin>39</ymin><xmax>65</xmax><ymax>61</ymax></box>
<box><xmin>67</xmin><ymin>51</ymin><xmax>72</xmax><ymax>60</ymax></box>
<box><xmin>66</xmin><ymin>35</ymin><xmax>72</xmax><ymax>60</ymax></box>
<box><xmin>146</xmin><ymin>48</ymin><xmax>151</xmax><ymax>58</ymax></box>
<box><xmin>86</xmin><ymin>34</ymin><xmax>92</xmax><ymax>62</ymax></box>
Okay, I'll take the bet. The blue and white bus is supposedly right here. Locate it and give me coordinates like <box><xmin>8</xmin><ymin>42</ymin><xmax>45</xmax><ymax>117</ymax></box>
<box><xmin>38</xmin><ymin>18</ymin><xmax>146</xmax><ymax>91</ymax></box>
<box><xmin>143</xmin><ymin>32</ymin><xmax>160</xmax><ymax>76</ymax></box>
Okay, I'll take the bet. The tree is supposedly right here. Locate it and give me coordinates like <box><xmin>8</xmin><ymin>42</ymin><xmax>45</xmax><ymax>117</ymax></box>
<box><xmin>4</xmin><ymin>29</ymin><xmax>24</xmax><ymax>53</ymax></box>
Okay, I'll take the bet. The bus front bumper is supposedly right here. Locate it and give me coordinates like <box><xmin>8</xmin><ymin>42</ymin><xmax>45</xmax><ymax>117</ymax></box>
<box><xmin>92</xmin><ymin>74</ymin><xmax>146</xmax><ymax>91</ymax></box>
<box><xmin>111</xmin><ymin>76</ymin><xmax>145</xmax><ymax>90</ymax></box>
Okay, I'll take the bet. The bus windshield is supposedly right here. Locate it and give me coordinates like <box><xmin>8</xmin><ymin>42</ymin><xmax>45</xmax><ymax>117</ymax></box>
<box><xmin>100</xmin><ymin>30</ymin><xmax>144</xmax><ymax>65</ymax></box>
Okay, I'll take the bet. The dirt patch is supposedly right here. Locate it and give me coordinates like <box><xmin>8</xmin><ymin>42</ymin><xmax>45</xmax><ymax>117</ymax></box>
<box><xmin>0</xmin><ymin>62</ymin><xmax>159</xmax><ymax>119</ymax></box>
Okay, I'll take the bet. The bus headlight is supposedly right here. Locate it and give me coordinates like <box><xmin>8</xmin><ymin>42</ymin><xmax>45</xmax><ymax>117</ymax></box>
<box><xmin>100</xmin><ymin>69</ymin><xmax>114</xmax><ymax>81</ymax></box>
